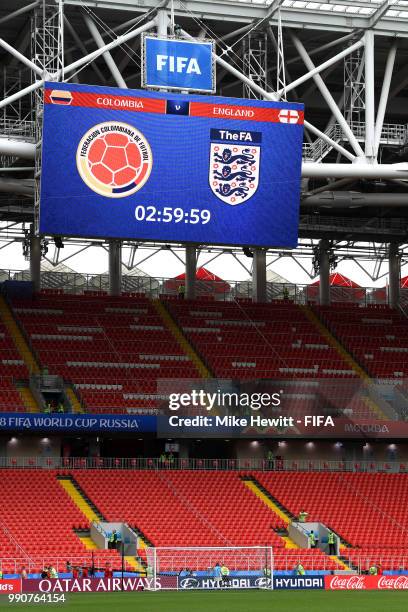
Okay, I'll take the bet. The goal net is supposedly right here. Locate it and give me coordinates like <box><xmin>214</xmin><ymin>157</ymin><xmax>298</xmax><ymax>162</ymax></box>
<box><xmin>143</xmin><ymin>546</ymin><xmax>274</xmax><ymax>591</ymax></box>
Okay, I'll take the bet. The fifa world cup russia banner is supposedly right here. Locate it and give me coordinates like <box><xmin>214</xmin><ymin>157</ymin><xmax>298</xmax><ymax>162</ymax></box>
<box><xmin>0</xmin><ymin>412</ymin><xmax>156</xmax><ymax>433</ymax></box>
<box><xmin>40</xmin><ymin>82</ymin><xmax>304</xmax><ymax>247</ymax></box>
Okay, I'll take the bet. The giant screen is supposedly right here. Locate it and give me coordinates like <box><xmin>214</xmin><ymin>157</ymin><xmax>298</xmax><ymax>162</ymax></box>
<box><xmin>40</xmin><ymin>82</ymin><xmax>304</xmax><ymax>247</ymax></box>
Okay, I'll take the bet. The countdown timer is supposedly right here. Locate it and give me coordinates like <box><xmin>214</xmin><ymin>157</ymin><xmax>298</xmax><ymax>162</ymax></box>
<box><xmin>135</xmin><ymin>206</ymin><xmax>210</xmax><ymax>224</ymax></box>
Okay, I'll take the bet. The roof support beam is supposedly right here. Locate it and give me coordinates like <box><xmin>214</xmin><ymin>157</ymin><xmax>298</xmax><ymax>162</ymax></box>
<box><xmin>290</xmin><ymin>33</ymin><xmax>365</xmax><ymax>159</ymax></box>
<box><xmin>64</xmin><ymin>16</ymin><xmax>107</xmax><ymax>84</ymax></box>
<box><xmin>219</xmin><ymin>0</ymin><xmax>283</xmax><ymax>43</ymax></box>
<box><xmin>0</xmin><ymin>138</ymin><xmax>35</xmax><ymax>160</ymax></box>
<box><xmin>0</xmin><ymin>38</ymin><xmax>43</xmax><ymax>77</ymax></box>
<box><xmin>0</xmin><ymin>178</ymin><xmax>34</xmax><ymax>196</ymax></box>
<box><xmin>302</xmin><ymin>163</ymin><xmax>408</xmax><ymax>179</ymax></box>
<box><xmin>222</xmin><ymin>30</ymin><xmax>361</xmax><ymax>95</ymax></box>
<box><xmin>279</xmin><ymin>39</ymin><xmax>364</xmax><ymax>98</ymax></box>
<box><xmin>302</xmin><ymin>191</ymin><xmax>408</xmax><ymax>208</ymax></box>
<box><xmin>181</xmin><ymin>27</ymin><xmax>278</xmax><ymax>100</ymax></box>
<box><xmin>84</xmin><ymin>15</ymin><xmax>127</xmax><ymax>88</ymax></box>
<box><xmin>303</xmin><ymin>122</ymin><xmax>356</xmax><ymax>162</ymax></box>
<box><xmin>364</xmin><ymin>29</ymin><xmax>375</xmax><ymax>161</ymax></box>
<box><xmin>374</xmin><ymin>41</ymin><xmax>397</xmax><ymax>156</ymax></box>
<box><xmin>0</xmin><ymin>1</ymin><xmax>39</xmax><ymax>26</ymax></box>
<box><xmin>367</xmin><ymin>0</ymin><xmax>392</xmax><ymax>29</ymax></box>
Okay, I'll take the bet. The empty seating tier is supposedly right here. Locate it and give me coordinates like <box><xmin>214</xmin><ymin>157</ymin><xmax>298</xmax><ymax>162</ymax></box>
<box><xmin>315</xmin><ymin>304</ymin><xmax>408</xmax><ymax>381</ymax></box>
<box><xmin>11</xmin><ymin>294</ymin><xmax>201</xmax><ymax>414</ymax></box>
<box><xmin>257</xmin><ymin>471</ymin><xmax>408</xmax><ymax>552</ymax></box>
<box><xmin>0</xmin><ymin>470</ymin><xmax>121</xmax><ymax>574</ymax></box>
<box><xmin>73</xmin><ymin>470</ymin><xmax>337</xmax><ymax>571</ymax></box>
<box><xmin>0</xmin><ymin>317</ymin><xmax>28</xmax><ymax>412</ymax></box>
<box><xmin>165</xmin><ymin>299</ymin><xmax>377</xmax><ymax>418</ymax></box>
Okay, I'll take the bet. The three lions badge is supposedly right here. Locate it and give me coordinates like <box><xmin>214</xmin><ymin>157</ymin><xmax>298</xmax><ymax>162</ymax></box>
<box><xmin>209</xmin><ymin>128</ymin><xmax>261</xmax><ymax>205</ymax></box>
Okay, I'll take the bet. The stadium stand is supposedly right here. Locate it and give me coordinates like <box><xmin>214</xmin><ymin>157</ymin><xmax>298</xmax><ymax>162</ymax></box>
<box><xmin>257</xmin><ymin>471</ymin><xmax>408</xmax><ymax>569</ymax></box>
<box><xmin>165</xmin><ymin>299</ymin><xmax>354</xmax><ymax>379</ymax></box>
<box><xmin>9</xmin><ymin>294</ymin><xmax>202</xmax><ymax>413</ymax></box>
<box><xmin>0</xmin><ymin>469</ymin><xmax>408</xmax><ymax>571</ymax></box>
<box><xmin>0</xmin><ymin>294</ymin><xmax>387</xmax><ymax>418</ymax></box>
<box><xmin>165</xmin><ymin>298</ymin><xmax>378</xmax><ymax>419</ymax></box>
<box><xmin>73</xmin><ymin>469</ymin><xmax>337</xmax><ymax>571</ymax></box>
<box><xmin>315</xmin><ymin>304</ymin><xmax>408</xmax><ymax>381</ymax></box>
<box><xmin>0</xmin><ymin>294</ymin><xmax>406</xmax><ymax>574</ymax></box>
<box><xmin>0</xmin><ymin>470</ymin><xmax>122</xmax><ymax>574</ymax></box>
<box><xmin>0</xmin><ymin>317</ymin><xmax>28</xmax><ymax>412</ymax></box>
<box><xmin>0</xmin><ymin>467</ymin><xmax>408</xmax><ymax>572</ymax></box>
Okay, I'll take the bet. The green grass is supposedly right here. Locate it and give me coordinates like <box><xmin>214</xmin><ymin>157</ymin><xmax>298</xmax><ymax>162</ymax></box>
<box><xmin>7</xmin><ymin>590</ymin><xmax>408</xmax><ymax>612</ymax></box>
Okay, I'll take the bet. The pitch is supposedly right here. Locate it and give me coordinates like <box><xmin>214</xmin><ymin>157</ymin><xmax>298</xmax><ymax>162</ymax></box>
<box><xmin>7</xmin><ymin>590</ymin><xmax>408</xmax><ymax>611</ymax></box>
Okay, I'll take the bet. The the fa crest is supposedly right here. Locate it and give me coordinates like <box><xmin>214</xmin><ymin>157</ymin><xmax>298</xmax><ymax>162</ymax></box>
<box><xmin>209</xmin><ymin>128</ymin><xmax>261</xmax><ymax>205</ymax></box>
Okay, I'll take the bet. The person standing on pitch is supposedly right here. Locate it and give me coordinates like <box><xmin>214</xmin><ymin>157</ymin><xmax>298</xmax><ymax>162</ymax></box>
<box><xmin>328</xmin><ymin>530</ymin><xmax>336</xmax><ymax>555</ymax></box>
<box><xmin>213</xmin><ymin>562</ymin><xmax>222</xmax><ymax>589</ymax></box>
<box><xmin>104</xmin><ymin>563</ymin><xmax>113</xmax><ymax>579</ymax></box>
<box><xmin>294</xmin><ymin>562</ymin><xmax>305</xmax><ymax>576</ymax></box>
<box><xmin>221</xmin><ymin>563</ymin><xmax>230</xmax><ymax>587</ymax></box>
<box><xmin>263</xmin><ymin>566</ymin><xmax>271</xmax><ymax>578</ymax></box>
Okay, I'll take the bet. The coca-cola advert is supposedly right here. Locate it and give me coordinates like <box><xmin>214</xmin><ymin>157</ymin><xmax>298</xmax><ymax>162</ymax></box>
<box><xmin>325</xmin><ymin>575</ymin><xmax>408</xmax><ymax>590</ymax></box>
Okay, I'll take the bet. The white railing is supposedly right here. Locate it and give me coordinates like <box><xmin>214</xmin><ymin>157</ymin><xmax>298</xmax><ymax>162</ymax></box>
<box><xmin>1</xmin><ymin>267</ymin><xmax>402</xmax><ymax>305</ymax></box>
<box><xmin>0</xmin><ymin>118</ymin><xmax>35</xmax><ymax>140</ymax></box>
<box><xmin>302</xmin><ymin>124</ymin><xmax>342</xmax><ymax>163</ymax></box>
<box><xmin>302</xmin><ymin>121</ymin><xmax>408</xmax><ymax>162</ymax></box>
<box><xmin>0</xmin><ymin>456</ymin><xmax>407</xmax><ymax>473</ymax></box>
<box><xmin>0</xmin><ymin>552</ymin><xmax>408</xmax><ymax>575</ymax></box>
<box><xmin>0</xmin><ymin>554</ymin><xmax>133</xmax><ymax>576</ymax></box>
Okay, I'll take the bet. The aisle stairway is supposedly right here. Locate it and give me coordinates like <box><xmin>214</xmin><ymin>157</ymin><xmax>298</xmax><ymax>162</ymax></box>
<box><xmin>154</xmin><ymin>299</ymin><xmax>211</xmax><ymax>378</ymax></box>
<box><xmin>0</xmin><ymin>296</ymin><xmax>40</xmax><ymax>375</ymax></box>
<box><xmin>66</xmin><ymin>387</ymin><xmax>83</xmax><ymax>414</ymax></box>
<box><xmin>242</xmin><ymin>476</ymin><xmax>298</xmax><ymax>549</ymax></box>
<box><xmin>58</xmin><ymin>475</ymin><xmax>103</xmax><ymax>523</ymax></box>
<box><xmin>243</xmin><ymin>475</ymin><xmax>351</xmax><ymax>570</ymax></box>
<box><xmin>301</xmin><ymin>304</ymin><xmax>387</xmax><ymax>420</ymax></box>
<box><xmin>77</xmin><ymin>533</ymin><xmax>98</xmax><ymax>550</ymax></box>
<box><xmin>59</xmin><ymin>475</ymin><xmax>145</xmax><ymax>573</ymax></box>
<box><xmin>17</xmin><ymin>385</ymin><xmax>39</xmax><ymax>413</ymax></box>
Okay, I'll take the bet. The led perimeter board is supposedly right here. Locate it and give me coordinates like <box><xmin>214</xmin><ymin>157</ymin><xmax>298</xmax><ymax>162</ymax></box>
<box><xmin>40</xmin><ymin>83</ymin><xmax>304</xmax><ymax>247</ymax></box>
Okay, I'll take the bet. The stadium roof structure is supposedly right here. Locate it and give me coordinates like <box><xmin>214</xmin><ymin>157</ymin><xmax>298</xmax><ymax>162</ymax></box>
<box><xmin>309</xmin><ymin>272</ymin><xmax>361</xmax><ymax>287</ymax></box>
<box><xmin>172</xmin><ymin>267</ymin><xmax>228</xmax><ymax>283</ymax></box>
<box><xmin>1</xmin><ymin>0</ymin><xmax>408</xmax><ymax>286</ymax></box>
<box><xmin>59</xmin><ymin>0</ymin><xmax>408</xmax><ymax>37</ymax></box>
<box><xmin>165</xmin><ymin>267</ymin><xmax>231</xmax><ymax>294</ymax></box>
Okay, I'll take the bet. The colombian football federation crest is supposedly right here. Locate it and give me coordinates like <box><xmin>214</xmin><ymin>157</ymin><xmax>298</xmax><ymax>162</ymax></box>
<box><xmin>209</xmin><ymin>128</ymin><xmax>261</xmax><ymax>205</ymax></box>
<box><xmin>76</xmin><ymin>121</ymin><xmax>153</xmax><ymax>198</ymax></box>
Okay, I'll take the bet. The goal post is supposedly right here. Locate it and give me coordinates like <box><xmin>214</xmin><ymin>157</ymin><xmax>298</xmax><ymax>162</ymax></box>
<box><xmin>144</xmin><ymin>545</ymin><xmax>274</xmax><ymax>591</ymax></box>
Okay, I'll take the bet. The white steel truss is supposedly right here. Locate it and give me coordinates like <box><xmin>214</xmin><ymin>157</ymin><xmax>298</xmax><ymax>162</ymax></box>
<box><xmin>242</xmin><ymin>30</ymin><xmax>269</xmax><ymax>98</ymax></box>
<box><xmin>31</xmin><ymin>0</ymin><xmax>64</xmax><ymax>233</ymax></box>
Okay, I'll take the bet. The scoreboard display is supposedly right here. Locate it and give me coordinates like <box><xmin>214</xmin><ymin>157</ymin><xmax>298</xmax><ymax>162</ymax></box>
<box><xmin>40</xmin><ymin>82</ymin><xmax>304</xmax><ymax>247</ymax></box>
